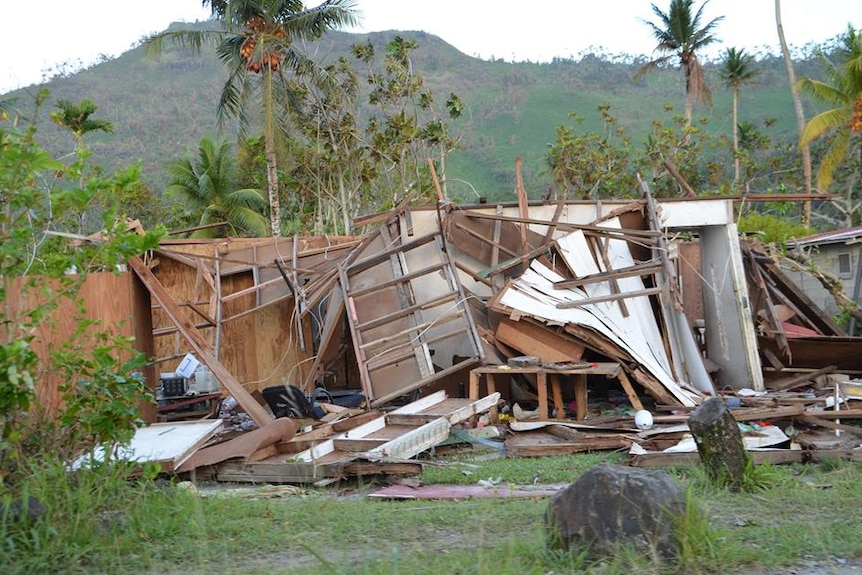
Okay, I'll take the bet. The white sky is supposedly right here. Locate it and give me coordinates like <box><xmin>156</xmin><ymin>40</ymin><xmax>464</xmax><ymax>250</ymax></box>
<box><xmin>1</xmin><ymin>1</ymin><xmax>857</xmax><ymax>94</ymax></box>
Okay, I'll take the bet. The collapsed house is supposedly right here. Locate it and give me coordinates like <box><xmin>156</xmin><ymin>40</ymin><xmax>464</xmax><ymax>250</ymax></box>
<box><xmin>29</xmin><ymin>191</ymin><xmax>862</xmax><ymax>481</ymax></box>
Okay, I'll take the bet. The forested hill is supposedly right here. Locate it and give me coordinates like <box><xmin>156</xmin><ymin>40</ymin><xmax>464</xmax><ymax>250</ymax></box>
<box><xmin>3</xmin><ymin>22</ymin><xmax>827</xmax><ymax>203</ymax></box>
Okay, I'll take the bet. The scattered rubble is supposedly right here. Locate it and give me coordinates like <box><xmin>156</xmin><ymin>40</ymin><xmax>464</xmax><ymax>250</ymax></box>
<box><xmin>43</xmin><ymin>189</ymin><xmax>862</xmax><ymax>483</ymax></box>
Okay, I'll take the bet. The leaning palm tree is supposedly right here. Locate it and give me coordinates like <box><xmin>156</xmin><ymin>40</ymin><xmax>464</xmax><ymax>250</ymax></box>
<box><xmin>775</xmin><ymin>0</ymin><xmax>814</xmax><ymax>225</ymax></box>
<box><xmin>637</xmin><ymin>0</ymin><xmax>724</xmax><ymax>128</ymax></box>
<box><xmin>719</xmin><ymin>48</ymin><xmax>758</xmax><ymax>188</ymax></box>
<box><xmin>166</xmin><ymin>137</ymin><xmax>269</xmax><ymax>238</ymax></box>
<box><xmin>148</xmin><ymin>0</ymin><xmax>358</xmax><ymax>237</ymax></box>
<box><xmin>797</xmin><ymin>25</ymin><xmax>862</xmax><ymax>192</ymax></box>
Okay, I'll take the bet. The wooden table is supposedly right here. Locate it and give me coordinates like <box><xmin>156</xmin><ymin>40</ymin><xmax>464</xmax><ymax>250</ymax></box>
<box><xmin>468</xmin><ymin>362</ymin><xmax>643</xmax><ymax>421</ymax></box>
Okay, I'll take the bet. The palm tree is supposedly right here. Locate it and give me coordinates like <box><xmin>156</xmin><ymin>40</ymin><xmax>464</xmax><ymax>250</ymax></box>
<box><xmin>148</xmin><ymin>0</ymin><xmax>358</xmax><ymax>237</ymax></box>
<box><xmin>775</xmin><ymin>0</ymin><xmax>814</xmax><ymax>225</ymax></box>
<box><xmin>720</xmin><ymin>48</ymin><xmax>758</xmax><ymax>187</ymax></box>
<box><xmin>50</xmin><ymin>99</ymin><xmax>114</xmax><ymax>233</ymax></box>
<box><xmin>797</xmin><ymin>25</ymin><xmax>862</xmax><ymax>192</ymax></box>
<box><xmin>637</xmin><ymin>0</ymin><xmax>724</xmax><ymax>128</ymax></box>
<box><xmin>166</xmin><ymin>137</ymin><xmax>269</xmax><ymax>238</ymax></box>
<box><xmin>50</xmin><ymin>99</ymin><xmax>114</xmax><ymax>152</ymax></box>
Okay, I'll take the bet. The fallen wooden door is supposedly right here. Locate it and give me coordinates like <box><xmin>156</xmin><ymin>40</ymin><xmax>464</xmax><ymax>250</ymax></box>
<box><xmin>341</xmin><ymin>226</ymin><xmax>483</xmax><ymax>406</ymax></box>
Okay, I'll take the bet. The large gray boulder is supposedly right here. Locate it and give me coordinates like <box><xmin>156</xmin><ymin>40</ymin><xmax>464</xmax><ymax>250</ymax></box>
<box><xmin>545</xmin><ymin>463</ymin><xmax>687</xmax><ymax>560</ymax></box>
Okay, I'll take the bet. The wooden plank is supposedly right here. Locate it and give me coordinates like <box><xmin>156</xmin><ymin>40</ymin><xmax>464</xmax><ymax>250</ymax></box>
<box><xmin>216</xmin><ymin>459</ymin><xmax>346</xmax><ymax>483</ymax></box>
<box><xmin>617</xmin><ymin>370</ymin><xmax>645</xmax><ymax>411</ymax></box>
<box><xmin>453</xmin><ymin>221</ymin><xmax>519</xmax><ymax>259</ymax></box>
<box><xmin>754</xmin><ymin>250</ymin><xmax>845</xmax><ymax>335</ymax></box>
<box><xmin>128</xmin><ymin>256</ymin><xmax>275</xmax><ymax>427</ymax></box>
<box><xmin>332</xmin><ymin>438</ymin><xmax>388</xmax><ymax>452</ymax></box>
<box><xmin>385</xmin><ymin>413</ymin><xmax>445</xmax><ymax>426</ymax></box>
<box><xmin>494</xmin><ymin>317</ymin><xmax>585</xmax><ymax>363</ymax></box>
<box><xmin>543</xmin><ymin>201</ymin><xmax>567</xmax><ymax>242</ymax></box>
<box><xmin>767</xmin><ymin>365</ymin><xmax>837</xmax><ymax>392</ymax></box>
<box><xmin>461</xmin><ymin>210</ymin><xmax>662</xmax><ymax>238</ymax></box>
<box><xmin>746</xmin><ymin>248</ymin><xmax>790</xmax><ymax>355</ymax></box>
<box><xmin>348</xmin><ymin>232</ymin><xmax>437</xmax><ymax>275</ymax></box>
<box><xmin>630</xmin><ymin>448</ymin><xmax>862</xmax><ymax>468</ymax></box>
<box><xmin>796</xmin><ymin>414</ymin><xmax>862</xmax><ymax>437</ymax></box>
<box><xmin>553</xmin><ymin>262</ymin><xmax>663</xmax><ymax>289</ymax></box>
<box><xmin>592</xmin><ymin>235</ymin><xmax>630</xmax><ymax>316</ymax></box>
<box><xmin>556</xmin><ymin>287</ymin><xmax>663</xmax><ymax>309</ymax></box>
<box><xmin>506</xmin><ymin>435</ymin><xmax>632</xmax><ymax>457</ymax></box>
<box><xmin>344</xmin><ymin>462</ymin><xmax>424</xmax><ymax>477</ymax></box>
<box><xmin>349</xmin><ymin>262</ymin><xmax>448</xmax><ymax>299</ymax></box>
<box><xmin>355</xmin><ymin>292</ymin><xmax>458</xmax><ymax>332</ymax></box>
<box><xmin>516</xmin><ymin>156</ymin><xmax>529</xmax><ymax>257</ymax></box>
<box><xmin>176</xmin><ymin>418</ymin><xmax>298</xmax><ymax>473</ymax></box>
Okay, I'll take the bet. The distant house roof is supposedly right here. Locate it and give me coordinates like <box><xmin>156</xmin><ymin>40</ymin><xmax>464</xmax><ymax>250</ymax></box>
<box><xmin>787</xmin><ymin>225</ymin><xmax>862</xmax><ymax>248</ymax></box>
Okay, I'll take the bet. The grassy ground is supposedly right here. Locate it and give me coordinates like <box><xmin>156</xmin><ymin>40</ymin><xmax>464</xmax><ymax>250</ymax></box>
<box><xmin>2</xmin><ymin>450</ymin><xmax>861</xmax><ymax>574</ymax></box>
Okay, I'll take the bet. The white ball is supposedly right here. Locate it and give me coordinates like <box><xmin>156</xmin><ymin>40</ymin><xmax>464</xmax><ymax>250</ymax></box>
<box><xmin>634</xmin><ymin>410</ymin><xmax>654</xmax><ymax>430</ymax></box>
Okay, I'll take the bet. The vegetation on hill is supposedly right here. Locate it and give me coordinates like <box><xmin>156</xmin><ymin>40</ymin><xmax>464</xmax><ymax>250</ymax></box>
<box><xmin>1</xmin><ymin>15</ymin><xmax>857</xmax><ymax>233</ymax></box>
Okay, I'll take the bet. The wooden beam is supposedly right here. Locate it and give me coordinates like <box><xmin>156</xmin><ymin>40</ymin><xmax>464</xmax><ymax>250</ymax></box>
<box><xmin>768</xmin><ymin>365</ymin><xmax>837</xmax><ymax>392</ymax></box>
<box><xmin>462</xmin><ymin>210</ymin><xmax>662</xmax><ymax>238</ymax></box>
<box><xmin>128</xmin><ymin>256</ymin><xmax>275</xmax><ymax>427</ymax></box>
<box><xmin>553</xmin><ymin>262</ymin><xmax>662</xmax><ymax>289</ymax></box>
<box><xmin>556</xmin><ymin>287</ymin><xmax>663</xmax><ymax>309</ymax></box>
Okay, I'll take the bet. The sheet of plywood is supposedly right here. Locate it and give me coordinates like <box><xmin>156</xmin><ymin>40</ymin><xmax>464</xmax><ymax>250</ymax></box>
<box><xmin>494</xmin><ymin>317</ymin><xmax>585</xmax><ymax>362</ymax></box>
<box><xmin>176</xmin><ymin>418</ymin><xmax>299</xmax><ymax>473</ymax></box>
<box><xmin>75</xmin><ymin>420</ymin><xmax>222</xmax><ymax>472</ymax></box>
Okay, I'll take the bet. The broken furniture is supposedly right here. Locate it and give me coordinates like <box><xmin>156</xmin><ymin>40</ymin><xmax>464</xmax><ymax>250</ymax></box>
<box><xmin>212</xmin><ymin>390</ymin><xmax>500</xmax><ymax>483</ymax></box>
<box><xmin>468</xmin><ymin>362</ymin><xmax>643</xmax><ymax>421</ymax></box>
<box><xmin>156</xmin><ymin>392</ymin><xmax>222</xmax><ymax>422</ymax></box>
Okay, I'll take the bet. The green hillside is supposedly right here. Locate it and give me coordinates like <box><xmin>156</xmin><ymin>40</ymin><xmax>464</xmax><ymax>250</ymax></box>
<box><xmin>3</xmin><ymin>24</ymin><xmax>828</xmax><ymax>204</ymax></box>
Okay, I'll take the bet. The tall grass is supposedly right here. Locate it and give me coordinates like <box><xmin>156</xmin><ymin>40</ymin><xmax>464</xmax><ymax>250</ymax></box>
<box><xmin>2</xmin><ymin>454</ymin><xmax>861</xmax><ymax>574</ymax></box>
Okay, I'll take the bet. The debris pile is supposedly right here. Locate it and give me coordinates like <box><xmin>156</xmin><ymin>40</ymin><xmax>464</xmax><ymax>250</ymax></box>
<box><xmin>64</xmin><ymin>191</ymin><xmax>862</xmax><ymax>482</ymax></box>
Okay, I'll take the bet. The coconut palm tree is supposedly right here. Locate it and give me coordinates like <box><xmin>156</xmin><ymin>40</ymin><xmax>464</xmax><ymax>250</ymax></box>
<box><xmin>797</xmin><ymin>25</ymin><xmax>862</xmax><ymax>192</ymax></box>
<box><xmin>166</xmin><ymin>137</ymin><xmax>269</xmax><ymax>238</ymax></box>
<box><xmin>637</xmin><ymin>0</ymin><xmax>724</xmax><ymax>128</ymax></box>
<box><xmin>720</xmin><ymin>48</ymin><xmax>758</xmax><ymax>187</ymax></box>
<box><xmin>775</xmin><ymin>0</ymin><xmax>814</xmax><ymax>224</ymax></box>
<box><xmin>148</xmin><ymin>0</ymin><xmax>358</xmax><ymax>237</ymax></box>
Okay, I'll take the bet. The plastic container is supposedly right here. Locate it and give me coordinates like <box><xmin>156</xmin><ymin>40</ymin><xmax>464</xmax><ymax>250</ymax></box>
<box><xmin>176</xmin><ymin>353</ymin><xmax>201</xmax><ymax>379</ymax></box>
<box><xmin>194</xmin><ymin>368</ymin><xmax>218</xmax><ymax>393</ymax></box>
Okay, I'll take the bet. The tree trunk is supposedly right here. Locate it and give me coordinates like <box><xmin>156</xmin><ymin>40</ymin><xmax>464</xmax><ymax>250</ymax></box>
<box><xmin>688</xmin><ymin>397</ymin><xmax>750</xmax><ymax>491</ymax></box>
<box><xmin>733</xmin><ymin>86</ymin><xmax>740</xmax><ymax>188</ymax></box>
<box><xmin>775</xmin><ymin>0</ymin><xmax>813</xmax><ymax>225</ymax></box>
<box><xmin>263</xmin><ymin>69</ymin><xmax>281</xmax><ymax>237</ymax></box>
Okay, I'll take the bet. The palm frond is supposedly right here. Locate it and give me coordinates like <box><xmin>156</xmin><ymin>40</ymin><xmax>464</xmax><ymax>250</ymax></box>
<box><xmin>143</xmin><ymin>30</ymin><xmax>225</xmax><ymax>59</ymax></box>
<box><xmin>281</xmin><ymin>0</ymin><xmax>358</xmax><ymax>41</ymax></box>
<box><xmin>815</xmin><ymin>127</ymin><xmax>851</xmax><ymax>190</ymax></box>
<box><xmin>797</xmin><ymin>78</ymin><xmax>851</xmax><ymax>106</ymax></box>
<box><xmin>800</xmin><ymin>108</ymin><xmax>851</xmax><ymax>146</ymax></box>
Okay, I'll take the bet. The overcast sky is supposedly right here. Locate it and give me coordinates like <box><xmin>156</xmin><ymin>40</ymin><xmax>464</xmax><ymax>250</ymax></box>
<box><xmin>1</xmin><ymin>0</ymin><xmax>857</xmax><ymax>94</ymax></box>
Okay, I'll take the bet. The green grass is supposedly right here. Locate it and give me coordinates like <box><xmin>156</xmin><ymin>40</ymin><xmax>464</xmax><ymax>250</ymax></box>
<box><xmin>2</xmin><ymin>451</ymin><xmax>862</xmax><ymax>574</ymax></box>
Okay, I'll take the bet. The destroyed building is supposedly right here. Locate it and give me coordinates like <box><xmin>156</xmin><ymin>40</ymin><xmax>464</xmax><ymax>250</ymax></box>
<box><xmin>25</xmin><ymin>190</ymin><xmax>862</xmax><ymax>481</ymax></box>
